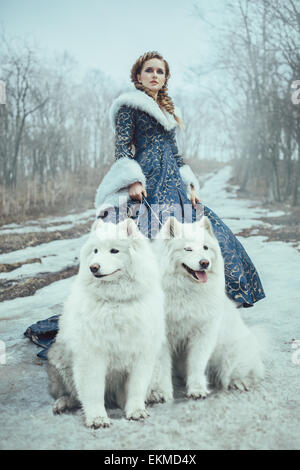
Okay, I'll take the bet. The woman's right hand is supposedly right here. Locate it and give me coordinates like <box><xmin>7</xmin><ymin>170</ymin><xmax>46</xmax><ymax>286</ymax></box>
<box><xmin>128</xmin><ymin>182</ymin><xmax>147</xmax><ymax>202</ymax></box>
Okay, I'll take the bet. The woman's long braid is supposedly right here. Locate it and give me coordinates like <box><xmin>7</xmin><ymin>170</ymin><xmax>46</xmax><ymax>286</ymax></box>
<box><xmin>130</xmin><ymin>51</ymin><xmax>183</xmax><ymax>127</ymax></box>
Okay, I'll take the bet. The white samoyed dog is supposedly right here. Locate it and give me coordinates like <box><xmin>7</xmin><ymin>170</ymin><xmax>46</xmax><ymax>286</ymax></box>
<box><xmin>47</xmin><ymin>218</ymin><xmax>166</xmax><ymax>428</ymax></box>
<box><xmin>152</xmin><ymin>215</ymin><xmax>265</xmax><ymax>399</ymax></box>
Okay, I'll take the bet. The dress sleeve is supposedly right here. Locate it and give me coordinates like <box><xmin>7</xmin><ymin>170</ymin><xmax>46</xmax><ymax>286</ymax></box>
<box><xmin>169</xmin><ymin>128</ymin><xmax>185</xmax><ymax>168</ymax></box>
<box><xmin>114</xmin><ymin>105</ymin><xmax>136</xmax><ymax>160</ymax></box>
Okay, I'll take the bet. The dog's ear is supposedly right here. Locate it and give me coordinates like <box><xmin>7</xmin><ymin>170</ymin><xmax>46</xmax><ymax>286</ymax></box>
<box><xmin>159</xmin><ymin>216</ymin><xmax>183</xmax><ymax>240</ymax></box>
<box><xmin>121</xmin><ymin>218</ymin><xmax>144</xmax><ymax>240</ymax></box>
<box><xmin>198</xmin><ymin>216</ymin><xmax>214</xmax><ymax>238</ymax></box>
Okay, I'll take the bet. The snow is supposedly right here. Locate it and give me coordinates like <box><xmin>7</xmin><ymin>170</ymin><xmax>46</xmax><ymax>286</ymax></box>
<box><xmin>0</xmin><ymin>209</ymin><xmax>95</xmax><ymax>235</ymax></box>
<box><xmin>0</xmin><ymin>207</ymin><xmax>94</xmax><ymax>280</ymax></box>
<box><xmin>0</xmin><ymin>235</ymin><xmax>88</xmax><ymax>281</ymax></box>
<box><xmin>0</xmin><ymin>165</ymin><xmax>300</xmax><ymax>450</ymax></box>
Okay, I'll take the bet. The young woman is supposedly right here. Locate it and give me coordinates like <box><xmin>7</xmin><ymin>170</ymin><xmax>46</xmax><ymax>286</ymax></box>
<box><xmin>25</xmin><ymin>51</ymin><xmax>265</xmax><ymax>358</ymax></box>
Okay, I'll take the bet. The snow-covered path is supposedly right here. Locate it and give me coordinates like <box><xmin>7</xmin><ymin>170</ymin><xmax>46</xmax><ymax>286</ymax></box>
<box><xmin>0</xmin><ymin>166</ymin><xmax>299</xmax><ymax>450</ymax></box>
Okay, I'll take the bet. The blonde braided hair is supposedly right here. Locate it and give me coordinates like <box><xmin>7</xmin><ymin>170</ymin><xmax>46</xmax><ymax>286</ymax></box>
<box><xmin>130</xmin><ymin>51</ymin><xmax>184</xmax><ymax>128</ymax></box>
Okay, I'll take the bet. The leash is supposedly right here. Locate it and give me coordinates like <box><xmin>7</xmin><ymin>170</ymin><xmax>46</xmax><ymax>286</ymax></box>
<box><xmin>135</xmin><ymin>195</ymin><xmax>163</xmax><ymax>228</ymax></box>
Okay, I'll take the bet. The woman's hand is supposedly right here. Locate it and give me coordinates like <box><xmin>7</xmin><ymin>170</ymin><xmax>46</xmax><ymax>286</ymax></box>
<box><xmin>190</xmin><ymin>184</ymin><xmax>201</xmax><ymax>209</ymax></box>
<box><xmin>128</xmin><ymin>182</ymin><xmax>148</xmax><ymax>202</ymax></box>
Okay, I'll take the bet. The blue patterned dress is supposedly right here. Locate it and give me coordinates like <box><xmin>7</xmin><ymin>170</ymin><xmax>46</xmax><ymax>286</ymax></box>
<box><xmin>24</xmin><ymin>99</ymin><xmax>265</xmax><ymax>359</ymax></box>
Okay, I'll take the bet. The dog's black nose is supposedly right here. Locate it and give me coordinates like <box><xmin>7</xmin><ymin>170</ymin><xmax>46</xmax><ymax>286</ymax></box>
<box><xmin>90</xmin><ymin>263</ymin><xmax>100</xmax><ymax>273</ymax></box>
<box><xmin>199</xmin><ymin>259</ymin><xmax>209</xmax><ymax>269</ymax></box>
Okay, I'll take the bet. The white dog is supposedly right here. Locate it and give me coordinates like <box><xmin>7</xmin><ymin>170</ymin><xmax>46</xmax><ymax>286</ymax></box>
<box><xmin>152</xmin><ymin>216</ymin><xmax>265</xmax><ymax>399</ymax></box>
<box><xmin>47</xmin><ymin>218</ymin><xmax>166</xmax><ymax>428</ymax></box>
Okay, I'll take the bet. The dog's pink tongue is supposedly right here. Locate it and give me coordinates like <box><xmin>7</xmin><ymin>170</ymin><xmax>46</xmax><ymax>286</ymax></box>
<box><xmin>195</xmin><ymin>270</ymin><xmax>208</xmax><ymax>283</ymax></box>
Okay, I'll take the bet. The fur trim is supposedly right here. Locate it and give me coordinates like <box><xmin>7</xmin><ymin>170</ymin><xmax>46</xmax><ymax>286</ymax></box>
<box><xmin>94</xmin><ymin>157</ymin><xmax>146</xmax><ymax>217</ymax></box>
<box><xmin>179</xmin><ymin>164</ymin><xmax>200</xmax><ymax>196</ymax></box>
<box><xmin>109</xmin><ymin>89</ymin><xmax>181</xmax><ymax>133</ymax></box>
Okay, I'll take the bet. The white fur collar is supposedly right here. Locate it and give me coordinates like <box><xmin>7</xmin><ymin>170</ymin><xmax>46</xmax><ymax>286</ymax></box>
<box><xmin>109</xmin><ymin>89</ymin><xmax>181</xmax><ymax>132</ymax></box>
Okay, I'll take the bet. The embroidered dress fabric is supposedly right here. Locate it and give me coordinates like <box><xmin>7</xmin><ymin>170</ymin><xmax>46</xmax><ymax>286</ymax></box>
<box><xmin>24</xmin><ymin>91</ymin><xmax>265</xmax><ymax>358</ymax></box>
<box><xmin>103</xmin><ymin>105</ymin><xmax>204</xmax><ymax>237</ymax></box>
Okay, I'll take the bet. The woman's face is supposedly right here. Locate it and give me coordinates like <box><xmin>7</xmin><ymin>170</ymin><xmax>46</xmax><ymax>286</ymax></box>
<box><xmin>137</xmin><ymin>58</ymin><xmax>166</xmax><ymax>95</ymax></box>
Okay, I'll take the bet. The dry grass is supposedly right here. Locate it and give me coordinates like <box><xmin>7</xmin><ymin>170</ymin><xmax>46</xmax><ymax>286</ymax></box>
<box><xmin>0</xmin><ymin>165</ymin><xmax>110</xmax><ymax>226</ymax></box>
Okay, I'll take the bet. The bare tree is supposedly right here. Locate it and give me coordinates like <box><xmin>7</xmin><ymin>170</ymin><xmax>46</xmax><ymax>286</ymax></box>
<box><xmin>0</xmin><ymin>33</ymin><xmax>48</xmax><ymax>187</ymax></box>
<box><xmin>0</xmin><ymin>31</ymin><xmax>118</xmax><ymax>218</ymax></box>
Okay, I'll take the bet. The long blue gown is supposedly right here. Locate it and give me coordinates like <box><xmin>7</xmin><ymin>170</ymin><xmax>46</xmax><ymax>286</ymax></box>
<box><xmin>24</xmin><ymin>101</ymin><xmax>265</xmax><ymax>358</ymax></box>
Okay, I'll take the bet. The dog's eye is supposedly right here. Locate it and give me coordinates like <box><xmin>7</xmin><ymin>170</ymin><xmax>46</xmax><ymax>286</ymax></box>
<box><xmin>110</xmin><ymin>248</ymin><xmax>119</xmax><ymax>254</ymax></box>
<box><xmin>94</xmin><ymin>248</ymin><xmax>98</xmax><ymax>254</ymax></box>
<box><xmin>203</xmin><ymin>245</ymin><xmax>208</xmax><ymax>250</ymax></box>
<box><xmin>184</xmin><ymin>247</ymin><xmax>192</xmax><ymax>251</ymax></box>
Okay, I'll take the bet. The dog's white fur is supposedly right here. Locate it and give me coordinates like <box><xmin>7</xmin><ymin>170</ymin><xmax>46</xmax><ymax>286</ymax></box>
<box><xmin>47</xmin><ymin>218</ymin><xmax>166</xmax><ymax>428</ymax></box>
<box><xmin>153</xmin><ymin>216</ymin><xmax>265</xmax><ymax>399</ymax></box>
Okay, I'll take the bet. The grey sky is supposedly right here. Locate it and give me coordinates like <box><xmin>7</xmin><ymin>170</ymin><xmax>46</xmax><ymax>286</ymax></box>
<box><xmin>0</xmin><ymin>0</ymin><xmax>224</xmax><ymax>93</ymax></box>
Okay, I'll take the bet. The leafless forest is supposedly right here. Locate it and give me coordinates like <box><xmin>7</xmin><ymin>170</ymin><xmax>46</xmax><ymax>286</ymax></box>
<box><xmin>0</xmin><ymin>39</ymin><xmax>118</xmax><ymax>221</ymax></box>
<box><xmin>208</xmin><ymin>0</ymin><xmax>300</xmax><ymax>205</ymax></box>
<box><xmin>0</xmin><ymin>0</ymin><xmax>300</xmax><ymax>223</ymax></box>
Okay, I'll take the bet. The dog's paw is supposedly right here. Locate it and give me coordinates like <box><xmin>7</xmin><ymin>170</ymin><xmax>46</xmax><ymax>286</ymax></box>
<box><xmin>52</xmin><ymin>396</ymin><xmax>70</xmax><ymax>414</ymax></box>
<box><xmin>126</xmin><ymin>408</ymin><xmax>150</xmax><ymax>421</ymax></box>
<box><xmin>187</xmin><ymin>385</ymin><xmax>211</xmax><ymax>400</ymax></box>
<box><xmin>85</xmin><ymin>415</ymin><xmax>112</xmax><ymax>429</ymax></box>
<box><xmin>147</xmin><ymin>388</ymin><xmax>173</xmax><ymax>404</ymax></box>
<box><xmin>229</xmin><ymin>378</ymin><xmax>252</xmax><ymax>392</ymax></box>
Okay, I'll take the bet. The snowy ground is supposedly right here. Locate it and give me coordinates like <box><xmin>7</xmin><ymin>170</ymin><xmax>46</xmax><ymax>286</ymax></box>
<box><xmin>0</xmin><ymin>208</ymin><xmax>95</xmax><ymax>235</ymax></box>
<box><xmin>0</xmin><ymin>166</ymin><xmax>300</xmax><ymax>450</ymax></box>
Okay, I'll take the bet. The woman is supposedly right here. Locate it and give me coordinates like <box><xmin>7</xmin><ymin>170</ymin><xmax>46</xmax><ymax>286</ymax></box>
<box><xmin>25</xmin><ymin>51</ymin><xmax>265</xmax><ymax>358</ymax></box>
<box><xmin>95</xmin><ymin>54</ymin><xmax>202</xmax><ymax>238</ymax></box>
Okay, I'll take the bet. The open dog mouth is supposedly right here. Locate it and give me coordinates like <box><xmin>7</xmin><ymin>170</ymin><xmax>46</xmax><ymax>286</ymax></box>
<box><xmin>182</xmin><ymin>263</ymin><xmax>208</xmax><ymax>283</ymax></box>
<box><xmin>93</xmin><ymin>269</ymin><xmax>121</xmax><ymax>278</ymax></box>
